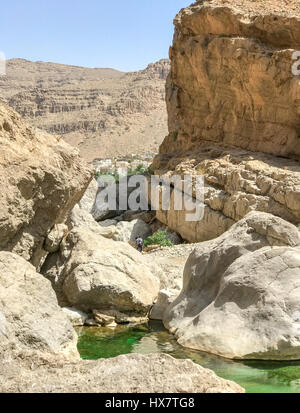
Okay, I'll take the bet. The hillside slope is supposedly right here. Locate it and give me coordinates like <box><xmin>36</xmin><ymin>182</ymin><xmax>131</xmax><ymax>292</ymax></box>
<box><xmin>0</xmin><ymin>58</ymin><xmax>170</xmax><ymax>160</ymax></box>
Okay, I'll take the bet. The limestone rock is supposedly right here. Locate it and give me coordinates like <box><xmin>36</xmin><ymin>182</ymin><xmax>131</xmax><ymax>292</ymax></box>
<box><xmin>94</xmin><ymin>309</ymin><xmax>148</xmax><ymax>325</ymax></box>
<box><xmin>164</xmin><ymin>212</ymin><xmax>300</xmax><ymax>359</ymax></box>
<box><xmin>92</xmin><ymin>176</ymin><xmax>140</xmax><ymax>222</ymax></box>
<box><xmin>99</xmin><ymin>218</ymin><xmax>119</xmax><ymax>227</ymax></box>
<box><xmin>42</xmin><ymin>227</ymin><xmax>160</xmax><ymax>315</ymax></box>
<box><xmin>85</xmin><ymin>318</ymin><xmax>100</xmax><ymax>327</ymax></box>
<box><xmin>92</xmin><ymin>310</ymin><xmax>117</xmax><ymax>327</ymax></box>
<box><xmin>91</xmin><ymin>184</ymin><xmax>120</xmax><ymax>222</ymax></box>
<box><xmin>70</xmin><ymin>179</ymin><xmax>99</xmax><ymax>230</ymax></box>
<box><xmin>123</xmin><ymin>210</ymin><xmax>155</xmax><ymax>224</ymax></box>
<box><xmin>45</xmin><ymin>224</ymin><xmax>68</xmax><ymax>253</ymax></box>
<box><xmin>62</xmin><ymin>307</ymin><xmax>89</xmax><ymax>327</ymax></box>
<box><xmin>0</xmin><ymin>252</ymin><xmax>79</xmax><ymax>359</ymax></box>
<box><xmin>77</xmin><ymin>178</ymin><xmax>98</xmax><ymax>212</ymax></box>
<box><xmin>160</xmin><ymin>0</ymin><xmax>300</xmax><ymax>159</ymax></box>
<box><xmin>162</xmin><ymin>229</ymin><xmax>183</xmax><ymax>245</ymax></box>
<box><xmin>96</xmin><ymin>225</ymin><xmax>117</xmax><ymax>239</ymax></box>
<box><xmin>152</xmin><ymin>0</ymin><xmax>300</xmax><ymax>243</ymax></box>
<box><xmin>0</xmin><ymin>352</ymin><xmax>244</xmax><ymax>393</ymax></box>
<box><xmin>152</xmin><ymin>148</ymin><xmax>300</xmax><ymax>242</ymax></box>
<box><xmin>0</xmin><ymin>102</ymin><xmax>92</xmax><ymax>267</ymax></box>
<box><xmin>168</xmin><ymin>246</ymin><xmax>300</xmax><ymax>360</ymax></box>
<box><xmin>112</xmin><ymin>219</ymin><xmax>152</xmax><ymax>243</ymax></box>
<box><xmin>150</xmin><ymin>289</ymin><xmax>179</xmax><ymax>321</ymax></box>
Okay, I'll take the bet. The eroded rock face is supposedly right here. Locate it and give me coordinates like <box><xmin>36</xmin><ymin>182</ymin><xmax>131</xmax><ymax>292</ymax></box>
<box><xmin>0</xmin><ymin>252</ymin><xmax>79</xmax><ymax>359</ymax></box>
<box><xmin>111</xmin><ymin>219</ymin><xmax>152</xmax><ymax>243</ymax></box>
<box><xmin>0</xmin><ymin>352</ymin><xmax>244</xmax><ymax>393</ymax></box>
<box><xmin>161</xmin><ymin>0</ymin><xmax>300</xmax><ymax>159</ymax></box>
<box><xmin>152</xmin><ymin>0</ymin><xmax>300</xmax><ymax>242</ymax></box>
<box><xmin>164</xmin><ymin>212</ymin><xmax>300</xmax><ymax>359</ymax></box>
<box><xmin>45</xmin><ymin>224</ymin><xmax>68</xmax><ymax>253</ymax></box>
<box><xmin>0</xmin><ymin>103</ymin><xmax>92</xmax><ymax>267</ymax></box>
<box><xmin>150</xmin><ymin>289</ymin><xmax>179</xmax><ymax>321</ymax></box>
<box><xmin>92</xmin><ymin>176</ymin><xmax>141</xmax><ymax>222</ymax></box>
<box><xmin>62</xmin><ymin>307</ymin><xmax>89</xmax><ymax>327</ymax></box>
<box><xmin>42</xmin><ymin>227</ymin><xmax>160</xmax><ymax>315</ymax></box>
<box><xmin>152</xmin><ymin>147</ymin><xmax>300</xmax><ymax>243</ymax></box>
<box><xmin>70</xmin><ymin>178</ymin><xmax>99</xmax><ymax>230</ymax></box>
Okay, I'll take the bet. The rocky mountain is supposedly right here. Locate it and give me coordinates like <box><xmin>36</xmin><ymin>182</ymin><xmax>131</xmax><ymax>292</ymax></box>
<box><xmin>0</xmin><ymin>58</ymin><xmax>170</xmax><ymax>161</ymax></box>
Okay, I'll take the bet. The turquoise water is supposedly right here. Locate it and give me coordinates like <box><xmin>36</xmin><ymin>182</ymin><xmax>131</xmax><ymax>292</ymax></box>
<box><xmin>76</xmin><ymin>321</ymin><xmax>300</xmax><ymax>393</ymax></box>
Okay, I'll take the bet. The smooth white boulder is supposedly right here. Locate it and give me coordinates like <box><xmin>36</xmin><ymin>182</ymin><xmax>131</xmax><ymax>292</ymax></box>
<box><xmin>164</xmin><ymin>212</ymin><xmax>300</xmax><ymax>359</ymax></box>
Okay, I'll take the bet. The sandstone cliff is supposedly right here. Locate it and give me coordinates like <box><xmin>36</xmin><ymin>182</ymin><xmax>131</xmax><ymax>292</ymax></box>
<box><xmin>0</xmin><ymin>58</ymin><xmax>170</xmax><ymax>160</ymax></box>
<box><xmin>162</xmin><ymin>0</ymin><xmax>300</xmax><ymax>158</ymax></box>
<box><xmin>152</xmin><ymin>0</ymin><xmax>300</xmax><ymax>242</ymax></box>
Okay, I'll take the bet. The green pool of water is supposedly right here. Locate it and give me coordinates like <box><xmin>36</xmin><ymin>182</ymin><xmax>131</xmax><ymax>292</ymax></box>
<box><xmin>76</xmin><ymin>321</ymin><xmax>300</xmax><ymax>393</ymax></box>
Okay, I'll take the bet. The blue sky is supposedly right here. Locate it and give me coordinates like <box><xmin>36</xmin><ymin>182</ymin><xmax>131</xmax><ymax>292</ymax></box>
<box><xmin>0</xmin><ymin>0</ymin><xmax>191</xmax><ymax>72</ymax></box>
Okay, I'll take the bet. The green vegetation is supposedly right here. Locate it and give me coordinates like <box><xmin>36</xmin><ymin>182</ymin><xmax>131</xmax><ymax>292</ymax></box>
<box><xmin>218</xmin><ymin>33</ymin><xmax>232</xmax><ymax>38</ymax></box>
<box><xmin>144</xmin><ymin>230</ymin><xmax>173</xmax><ymax>247</ymax></box>
<box><xmin>130</xmin><ymin>163</ymin><xmax>147</xmax><ymax>175</ymax></box>
<box><xmin>172</xmin><ymin>130</ymin><xmax>179</xmax><ymax>141</ymax></box>
<box><xmin>95</xmin><ymin>164</ymin><xmax>152</xmax><ymax>183</ymax></box>
<box><xmin>94</xmin><ymin>169</ymin><xmax>120</xmax><ymax>183</ymax></box>
<box><xmin>267</xmin><ymin>366</ymin><xmax>300</xmax><ymax>384</ymax></box>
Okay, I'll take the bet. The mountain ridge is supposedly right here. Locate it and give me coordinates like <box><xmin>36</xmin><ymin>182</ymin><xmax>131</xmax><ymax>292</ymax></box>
<box><xmin>0</xmin><ymin>58</ymin><xmax>170</xmax><ymax>160</ymax></box>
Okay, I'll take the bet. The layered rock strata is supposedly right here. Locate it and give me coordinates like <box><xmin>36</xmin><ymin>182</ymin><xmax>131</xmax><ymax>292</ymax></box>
<box><xmin>152</xmin><ymin>0</ymin><xmax>300</xmax><ymax>242</ymax></box>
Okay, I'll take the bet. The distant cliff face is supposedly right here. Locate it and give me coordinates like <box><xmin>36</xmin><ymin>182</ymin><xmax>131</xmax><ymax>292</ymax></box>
<box><xmin>152</xmin><ymin>0</ymin><xmax>300</xmax><ymax>243</ymax></box>
<box><xmin>0</xmin><ymin>59</ymin><xmax>170</xmax><ymax>160</ymax></box>
<box><xmin>160</xmin><ymin>0</ymin><xmax>300</xmax><ymax>159</ymax></box>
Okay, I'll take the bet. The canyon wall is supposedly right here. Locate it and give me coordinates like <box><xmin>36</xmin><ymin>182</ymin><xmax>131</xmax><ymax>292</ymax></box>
<box><xmin>153</xmin><ymin>0</ymin><xmax>300</xmax><ymax>242</ymax></box>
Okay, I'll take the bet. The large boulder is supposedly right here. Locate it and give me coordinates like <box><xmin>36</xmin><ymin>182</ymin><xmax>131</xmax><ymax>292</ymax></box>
<box><xmin>62</xmin><ymin>307</ymin><xmax>89</xmax><ymax>327</ymax></box>
<box><xmin>0</xmin><ymin>252</ymin><xmax>79</xmax><ymax>359</ymax></box>
<box><xmin>167</xmin><ymin>246</ymin><xmax>300</xmax><ymax>360</ymax></box>
<box><xmin>0</xmin><ymin>103</ymin><xmax>92</xmax><ymax>268</ymax></box>
<box><xmin>164</xmin><ymin>212</ymin><xmax>300</xmax><ymax>359</ymax></box>
<box><xmin>0</xmin><ymin>352</ymin><xmax>244</xmax><ymax>393</ymax></box>
<box><xmin>112</xmin><ymin>219</ymin><xmax>152</xmax><ymax>243</ymax></box>
<box><xmin>150</xmin><ymin>289</ymin><xmax>179</xmax><ymax>321</ymax></box>
<box><xmin>70</xmin><ymin>178</ymin><xmax>99</xmax><ymax>229</ymax></box>
<box><xmin>77</xmin><ymin>177</ymin><xmax>98</xmax><ymax>212</ymax></box>
<box><xmin>42</xmin><ymin>226</ymin><xmax>160</xmax><ymax>315</ymax></box>
<box><xmin>92</xmin><ymin>176</ymin><xmax>139</xmax><ymax>222</ymax></box>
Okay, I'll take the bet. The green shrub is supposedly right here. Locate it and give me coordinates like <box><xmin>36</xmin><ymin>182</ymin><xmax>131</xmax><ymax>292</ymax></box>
<box><xmin>128</xmin><ymin>164</ymin><xmax>147</xmax><ymax>176</ymax></box>
<box><xmin>94</xmin><ymin>170</ymin><xmax>120</xmax><ymax>183</ymax></box>
<box><xmin>94</xmin><ymin>163</ymin><xmax>150</xmax><ymax>182</ymax></box>
<box><xmin>172</xmin><ymin>130</ymin><xmax>179</xmax><ymax>141</ymax></box>
<box><xmin>144</xmin><ymin>230</ymin><xmax>173</xmax><ymax>247</ymax></box>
